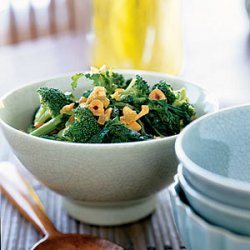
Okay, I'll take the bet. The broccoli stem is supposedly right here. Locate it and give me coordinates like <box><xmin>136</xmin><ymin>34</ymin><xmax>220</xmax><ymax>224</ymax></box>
<box><xmin>144</xmin><ymin>116</ymin><xmax>164</xmax><ymax>137</ymax></box>
<box><xmin>122</xmin><ymin>78</ymin><xmax>136</xmax><ymax>95</ymax></box>
<box><xmin>30</xmin><ymin>114</ymin><xmax>64</xmax><ymax>137</ymax></box>
<box><xmin>137</xmin><ymin>120</ymin><xmax>146</xmax><ymax>134</ymax></box>
<box><xmin>34</xmin><ymin>105</ymin><xmax>45</xmax><ymax>121</ymax></box>
<box><xmin>111</xmin><ymin>102</ymin><xmax>135</xmax><ymax>110</ymax></box>
<box><xmin>37</xmin><ymin>110</ymin><xmax>51</xmax><ymax>123</ymax></box>
<box><xmin>34</xmin><ymin>106</ymin><xmax>51</xmax><ymax>123</ymax></box>
<box><xmin>56</xmin><ymin>128</ymin><xmax>66</xmax><ymax>139</ymax></box>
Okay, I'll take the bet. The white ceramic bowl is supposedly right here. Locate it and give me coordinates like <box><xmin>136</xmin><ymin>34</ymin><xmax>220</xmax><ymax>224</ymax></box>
<box><xmin>169</xmin><ymin>178</ymin><xmax>250</xmax><ymax>250</ymax></box>
<box><xmin>0</xmin><ymin>70</ymin><xmax>218</xmax><ymax>225</ymax></box>
<box><xmin>178</xmin><ymin>164</ymin><xmax>250</xmax><ymax>236</ymax></box>
<box><xmin>175</xmin><ymin>104</ymin><xmax>250</xmax><ymax>210</ymax></box>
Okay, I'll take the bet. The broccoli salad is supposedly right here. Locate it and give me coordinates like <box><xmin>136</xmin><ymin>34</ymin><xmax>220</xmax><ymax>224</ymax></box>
<box><xmin>27</xmin><ymin>66</ymin><xmax>196</xmax><ymax>143</ymax></box>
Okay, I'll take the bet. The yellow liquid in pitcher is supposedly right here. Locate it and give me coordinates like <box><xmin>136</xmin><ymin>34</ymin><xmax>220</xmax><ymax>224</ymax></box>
<box><xmin>91</xmin><ymin>0</ymin><xmax>182</xmax><ymax>75</ymax></box>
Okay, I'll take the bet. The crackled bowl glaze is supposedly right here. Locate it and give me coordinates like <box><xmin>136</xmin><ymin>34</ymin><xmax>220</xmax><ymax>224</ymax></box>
<box><xmin>178</xmin><ymin>164</ymin><xmax>250</xmax><ymax>236</ymax></box>
<box><xmin>0</xmin><ymin>70</ymin><xmax>218</xmax><ymax>225</ymax></box>
<box><xmin>176</xmin><ymin>104</ymin><xmax>250</xmax><ymax>210</ymax></box>
<box><xmin>169</xmin><ymin>178</ymin><xmax>250</xmax><ymax>250</ymax></box>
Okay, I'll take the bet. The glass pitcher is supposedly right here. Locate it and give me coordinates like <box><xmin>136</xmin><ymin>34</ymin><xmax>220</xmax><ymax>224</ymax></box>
<box><xmin>90</xmin><ymin>0</ymin><xmax>182</xmax><ymax>75</ymax></box>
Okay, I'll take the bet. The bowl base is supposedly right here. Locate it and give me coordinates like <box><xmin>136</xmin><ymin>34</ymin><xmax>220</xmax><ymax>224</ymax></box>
<box><xmin>63</xmin><ymin>195</ymin><xmax>157</xmax><ymax>226</ymax></box>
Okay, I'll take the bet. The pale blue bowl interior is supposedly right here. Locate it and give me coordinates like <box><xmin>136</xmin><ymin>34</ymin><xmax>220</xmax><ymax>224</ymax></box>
<box><xmin>182</xmin><ymin>106</ymin><xmax>250</xmax><ymax>183</ymax></box>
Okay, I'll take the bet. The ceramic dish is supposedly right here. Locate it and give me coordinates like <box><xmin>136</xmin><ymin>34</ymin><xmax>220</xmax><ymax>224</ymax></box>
<box><xmin>0</xmin><ymin>70</ymin><xmax>218</xmax><ymax>225</ymax></box>
<box><xmin>169</xmin><ymin>178</ymin><xmax>250</xmax><ymax>250</ymax></box>
<box><xmin>175</xmin><ymin>104</ymin><xmax>250</xmax><ymax>210</ymax></box>
<box><xmin>178</xmin><ymin>164</ymin><xmax>250</xmax><ymax>236</ymax></box>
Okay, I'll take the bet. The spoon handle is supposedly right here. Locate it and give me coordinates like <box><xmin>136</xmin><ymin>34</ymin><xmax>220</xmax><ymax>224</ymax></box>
<box><xmin>0</xmin><ymin>162</ymin><xmax>59</xmax><ymax>237</ymax></box>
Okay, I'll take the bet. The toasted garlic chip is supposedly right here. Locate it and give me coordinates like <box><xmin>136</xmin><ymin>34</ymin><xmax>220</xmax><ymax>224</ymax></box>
<box><xmin>149</xmin><ymin>89</ymin><xmax>166</xmax><ymax>100</ymax></box>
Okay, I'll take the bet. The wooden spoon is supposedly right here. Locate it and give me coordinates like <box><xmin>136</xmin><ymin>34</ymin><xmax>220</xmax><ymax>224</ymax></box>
<box><xmin>0</xmin><ymin>162</ymin><xmax>123</xmax><ymax>250</ymax></box>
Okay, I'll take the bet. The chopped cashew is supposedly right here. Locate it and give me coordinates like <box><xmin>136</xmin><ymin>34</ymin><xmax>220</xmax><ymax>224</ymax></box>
<box><xmin>61</xmin><ymin>103</ymin><xmax>75</xmax><ymax>113</ymax></box>
<box><xmin>86</xmin><ymin>87</ymin><xmax>109</xmax><ymax>108</ymax></box>
<box><xmin>110</xmin><ymin>88</ymin><xmax>124</xmax><ymax>101</ymax></box>
<box><xmin>121</xmin><ymin>107</ymin><xmax>137</xmax><ymax>124</ymax></box>
<box><xmin>98</xmin><ymin>108</ymin><xmax>113</xmax><ymax>125</ymax></box>
<box><xmin>34</xmin><ymin>122</ymin><xmax>44</xmax><ymax>128</ymax></box>
<box><xmin>128</xmin><ymin>121</ymin><xmax>141</xmax><ymax>131</ymax></box>
<box><xmin>136</xmin><ymin>105</ymin><xmax>149</xmax><ymax>120</ymax></box>
<box><xmin>89</xmin><ymin>99</ymin><xmax>105</xmax><ymax>116</ymax></box>
<box><xmin>120</xmin><ymin>106</ymin><xmax>149</xmax><ymax>131</ymax></box>
<box><xmin>79</xmin><ymin>96</ymin><xmax>87</xmax><ymax>104</ymax></box>
<box><xmin>149</xmin><ymin>89</ymin><xmax>166</xmax><ymax>100</ymax></box>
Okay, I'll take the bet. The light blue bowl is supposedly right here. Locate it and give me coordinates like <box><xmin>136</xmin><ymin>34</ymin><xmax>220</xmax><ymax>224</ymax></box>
<box><xmin>178</xmin><ymin>164</ymin><xmax>250</xmax><ymax>236</ymax></box>
<box><xmin>175</xmin><ymin>104</ymin><xmax>250</xmax><ymax>210</ymax></box>
<box><xmin>169</xmin><ymin>178</ymin><xmax>250</xmax><ymax>250</ymax></box>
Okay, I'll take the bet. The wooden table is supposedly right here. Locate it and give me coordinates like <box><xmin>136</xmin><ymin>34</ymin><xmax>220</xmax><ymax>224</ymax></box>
<box><xmin>1</xmin><ymin>1</ymin><xmax>250</xmax><ymax>249</ymax></box>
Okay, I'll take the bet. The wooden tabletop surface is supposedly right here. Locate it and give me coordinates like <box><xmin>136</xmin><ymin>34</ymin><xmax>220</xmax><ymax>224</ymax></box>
<box><xmin>1</xmin><ymin>1</ymin><xmax>250</xmax><ymax>249</ymax></box>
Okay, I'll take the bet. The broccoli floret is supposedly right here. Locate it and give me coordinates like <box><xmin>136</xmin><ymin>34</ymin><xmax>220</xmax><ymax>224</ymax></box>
<box><xmin>172</xmin><ymin>102</ymin><xmax>196</xmax><ymax>127</ymax></box>
<box><xmin>145</xmin><ymin>100</ymin><xmax>181</xmax><ymax>136</ymax></box>
<box><xmin>65</xmin><ymin>91</ymin><xmax>76</xmax><ymax>102</ymax></box>
<box><xmin>152</xmin><ymin>80</ymin><xmax>176</xmax><ymax>104</ymax></box>
<box><xmin>119</xmin><ymin>75</ymin><xmax>150</xmax><ymax>106</ymax></box>
<box><xmin>109</xmin><ymin>71</ymin><xmax>127</xmax><ymax>89</ymax></box>
<box><xmin>71</xmin><ymin>70</ymin><xmax>128</xmax><ymax>93</ymax></box>
<box><xmin>173</xmin><ymin>88</ymin><xmax>188</xmax><ymax>106</ymax></box>
<box><xmin>145</xmin><ymin>99</ymin><xmax>196</xmax><ymax>136</ymax></box>
<box><xmin>84</xmin><ymin>71</ymin><xmax>126</xmax><ymax>96</ymax></box>
<box><xmin>171</xmin><ymin>88</ymin><xmax>196</xmax><ymax>126</ymax></box>
<box><xmin>89</xmin><ymin>117</ymin><xmax>152</xmax><ymax>143</ymax></box>
<box><xmin>62</xmin><ymin>107</ymin><xmax>100</xmax><ymax>143</ymax></box>
<box><xmin>34</xmin><ymin>87</ymin><xmax>70</xmax><ymax>124</ymax></box>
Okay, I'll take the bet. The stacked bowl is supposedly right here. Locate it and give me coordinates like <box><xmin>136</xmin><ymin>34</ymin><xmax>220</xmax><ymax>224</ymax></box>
<box><xmin>169</xmin><ymin>104</ymin><xmax>250</xmax><ymax>250</ymax></box>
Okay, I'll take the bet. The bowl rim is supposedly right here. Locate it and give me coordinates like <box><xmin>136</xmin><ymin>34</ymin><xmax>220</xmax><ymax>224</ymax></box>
<box><xmin>0</xmin><ymin>69</ymin><xmax>219</xmax><ymax>147</ymax></box>
<box><xmin>175</xmin><ymin>104</ymin><xmax>250</xmax><ymax>193</ymax></box>
<box><xmin>178</xmin><ymin>164</ymin><xmax>250</xmax><ymax>217</ymax></box>
<box><xmin>169</xmin><ymin>177</ymin><xmax>250</xmax><ymax>244</ymax></box>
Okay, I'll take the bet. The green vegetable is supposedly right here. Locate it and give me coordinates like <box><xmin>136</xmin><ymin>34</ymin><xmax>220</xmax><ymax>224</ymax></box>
<box><xmin>85</xmin><ymin>71</ymin><xmax>126</xmax><ymax>96</ymax></box>
<box><xmin>119</xmin><ymin>75</ymin><xmax>150</xmax><ymax>106</ymax></box>
<box><xmin>62</xmin><ymin>107</ymin><xmax>100</xmax><ymax>143</ymax></box>
<box><xmin>65</xmin><ymin>92</ymin><xmax>76</xmax><ymax>102</ymax></box>
<box><xmin>144</xmin><ymin>100</ymin><xmax>181</xmax><ymax>136</ymax></box>
<box><xmin>71</xmin><ymin>70</ymin><xmax>127</xmax><ymax>96</ymax></box>
<box><xmin>31</xmin><ymin>114</ymin><xmax>66</xmax><ymax>137</ymax></box>
<box><xmin>110</xmin><ymin>106</ymin><xmax>120</xmax><ymax>119</ymax></box>
<box><xmin>28</xmin><ymin>68</ymin><xmax>196</xmax><ymax>143</ymax></box>
<box><xmin>172</xmin><ymin>102</ymin><xmax>196</xmax><ymax>126</ymax></box>
<box><xmin>27</xmin><ymin>125</ymin><xmax>36</xmax><ymax>134</ymax></box>
<box><xmin>145</xmin><ymin>99</ymin><xmax>196</xmax><ymax>136</ymax></box>
<box><xmin>82</xmin><ymin>89</ymin><xmax>93</xmax><ymax>99</ymax></box>
<box><xmin>152</xmin><ymin>80</ymin><xmax>176</xmax><ymax>104</ymax></box>
<box><xmin>89</xmin><ymin>117</ymin><xmax>152</xmax><ymax>143</ymax></box>
<box><xmin>172</xmin><ymin>88</ymin><xmax>196</xmax><ymax>126</ymax></box>
<box><xmin>173</xmin><ymin>88</ymin><xmax>188</xmax><ymax>106</ymax></box>
<box><xmin>71</xmin><ymin>73</ymin><xmax>84</xmax><ymax>90</ymax></box>
<box><xmin>34</xmin><ymin>87</ymin><xmax>70</xmax><ymax>124</ymax></box>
